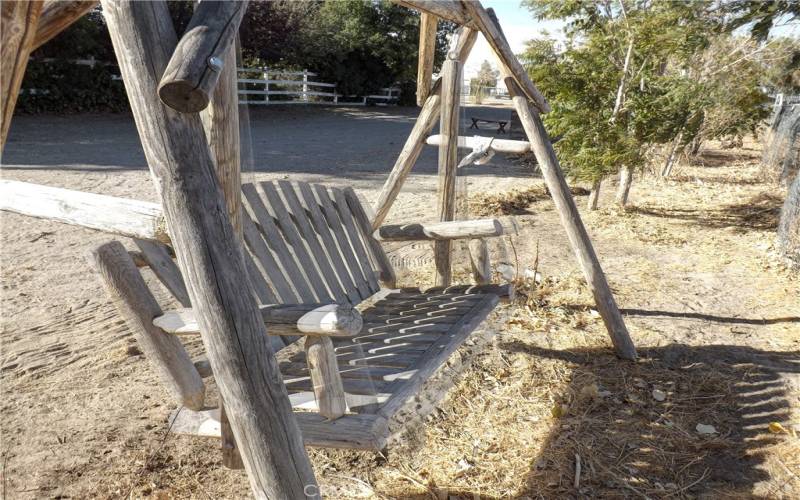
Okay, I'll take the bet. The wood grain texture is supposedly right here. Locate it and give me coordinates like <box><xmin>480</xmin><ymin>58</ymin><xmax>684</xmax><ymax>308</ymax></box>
<box><xmin>371</xmin><ymin>26</ymin><xmax>478</xmax><ymax>229</ymax></box>
<box><xmin>342</xmin><ymin>187</ymin><xmax>397</xmax><ymax>289</ymax></box>
<box><xmin>304</xmin><ymin>336</ymin><xmax>347</xmax><ymax>419</ymax></box>
<box><xmin>200</xmin><ymin>41</ymin><xmax>242</xmax><ymax>237</ymax></box>
<box><xmin>87</xmin><ymin>241</ymin><xmax>205</xmax><ymax>410</ymax></box>
<box><xmin>242</xmin><ymin>212</ymin><xmax>296</xmax><ymax>302</ymax></box>
<box><xmin>434</xmin><ymin>54</ymin><xmax>461</xmax><ymax>287</ymax></box>
<box><xmin>1</xmin><ymin>0</ymin><xmax>43</xmax><ymax>148</ymax></box>
<box><xmin>506</xmin><ymin>77</ymin><xmax>636</xmax><ymax>360</ymax></box>
<box><xmin>0</xmin><ymin>180</ymin><xmax>169</xmax><ymax>243</ymax></box>
<box><xmin>468</xmin><ymin>238</ymin><xmax>491</xmax><ymax>285</ymax></box>
<box><xmin>158</xmin><ymin>1</ymin><xmax>248</xmax><ymax>112</ymax></box>
<box><xmin>134</xmin><ymin>239</ymin><xmax>190</xmax><ymax>307</ymax></box>
<box><xmin>426</xmin><ymin>134</ymin><xmax>531</xmax><ymax>154</ymax></box>
<box><xmin>278</xmin><ymin>181</ymin><xmax>348</xmax><ymax>302</ymax></box>
<box><xmin>416</xmin><ymin>12</ymin><xmax>438</xmax><ymax>106</ymax></box>
<box><xmin>101</xmin><ymin>2</ymin><xmax>318</xmax><ymax>496</ymax></box>
<box><xmin>393</xmin><ymin>0</ymin><xmax>469</xmax><ymax>25</ymax></box>
<box><xmin>33</xmin><ymin>0</ymin><xmax>96</xmax><ymax>49</ymax></box>
<box><xmin>375</xmin><ymin>217</ymin><xmax>517</xmax><ymax>241</ymax></box>
<box><xmin>331</xmin><ymin>187</ymin><xmax>381</xmax><ymax>294</ymax></box>
<box><xmin>298</xmin><ymin>182</ymin><xmax>363</xmax><ymax>304</ymax></box>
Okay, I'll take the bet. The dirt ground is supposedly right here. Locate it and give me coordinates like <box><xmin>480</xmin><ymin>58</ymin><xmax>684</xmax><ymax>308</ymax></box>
<box><xmin>1</xmin><ymin>105</ymin><xmax>798</xmax><ymax>499</ymax></box>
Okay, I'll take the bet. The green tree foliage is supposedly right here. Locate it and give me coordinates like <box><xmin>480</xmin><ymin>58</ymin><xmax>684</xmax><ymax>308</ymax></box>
<box><xmin>521</xmin><ymin>0</ymin><xmax>773</xmax><ymax>183</ymax></box>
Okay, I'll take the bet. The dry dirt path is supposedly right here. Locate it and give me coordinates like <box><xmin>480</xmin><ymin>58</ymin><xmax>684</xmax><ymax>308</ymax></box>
<box><xmin>1</xmin><ymin>107</ymin><xmax>797</xmax><ymax>498</ymax></box>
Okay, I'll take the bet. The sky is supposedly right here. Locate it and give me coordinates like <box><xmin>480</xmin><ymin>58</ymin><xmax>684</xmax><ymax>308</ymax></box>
<box><xmin>459</xmin><ymin>0</ymin><xmax>800</xmax><ymax>82</ymax></box>
<box><xmin>462</xmin><ymin>0</ymin><xmax>564</xmax><ymax>80</ymax></box>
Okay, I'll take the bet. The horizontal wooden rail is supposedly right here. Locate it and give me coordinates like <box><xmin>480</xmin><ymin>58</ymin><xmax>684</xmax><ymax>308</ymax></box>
<box><xmin>374</xmin><ymin>218</ymin><xmax>518</xmax><ymax>242</ymax></box>
<box><xmin>0</xmin><ymin>180</ymin><xmax>169</xmax><ymax>243</ymax></box>
<box><xmin>154</xmin><ymin>303</ymin><xmax>364</xmax><ymax>337</ymax></box>
<box><xmin>426</xmin><ymin>134</ymin><xmax>531</xmax><ymax>154</ymax></box>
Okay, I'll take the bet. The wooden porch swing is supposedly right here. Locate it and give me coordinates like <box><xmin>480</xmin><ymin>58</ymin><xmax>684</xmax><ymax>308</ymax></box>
<box><xmin>1</xmin><ymin>0</ymin><xmax>635</xmax><ymax>496</ymax></box>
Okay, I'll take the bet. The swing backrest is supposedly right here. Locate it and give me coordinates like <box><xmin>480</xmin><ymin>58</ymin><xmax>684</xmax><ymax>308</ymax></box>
<box><xmin>240</xmin><ymin>181</ymin><xmax>394</xmax><ymax>308</ymax></box>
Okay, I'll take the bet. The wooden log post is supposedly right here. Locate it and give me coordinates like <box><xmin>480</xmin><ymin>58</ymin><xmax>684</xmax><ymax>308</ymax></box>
<box><xmin>1</xmin><ymin>0</ymin><xmax>44</xmax><ymax>149</ymax></box>
<box><xmin>101</xmin><ymin>2</ymin><xmax>318</xmax><ymax>497</ymax></box>
<box><xmin>0</xmin><ymin>180</ymin><xmax>170</xmax><ymax>243</ymax></box>
<box><xmin>416</xmin><ymin>12</ymin><xmax>438</xmax><ymax>106</ymax></box>
<box><xmin>194</xmin><ymin>21</ymin><xmax>245</xmax><ymax>469</ymax></box>
<box><xmin>468</xmin><ymin>239</ymin><xmax>491</xmax><ymax>285</ymax></box>
<box><xmin>304</xmin><ymin>336</ymin><xmax>347</xmax><ymax>420</ymax></box>
<box><xmin>87</xmin><ymin>241</ymin><xmax>205</xmax><ymax>410</ymax></box>
<box><xmin>158</xmin><ymin>0</ymin><xmax>248</xmax><ymax>113</ymax></box>
<box><xmin>483</xmin><ymin>8</ymin><xmax>635</xmax><ymax>359</ymax></box>
<box><xmin>371</xmin><ymin>26</ymin><xmax>478</xmax><ymax>229</ymax></box>
<box><xmin>375</xmin><ymin>217</ymin><xmax>518</xmax><ymax>241</ymax></box>
<box><xmin>506</xmin><ymin>77</ymin><xmax>636</xmax><ymax>360</ymax></box>
<box><xmin>434</xmin><ymin>39</ymin><xmax>462</xmax><ymax>287</ymax></box>
<box><xmin>32</xmin><ymin>0</ymin><xmax>97</xmax><ymax>50</ymax></box>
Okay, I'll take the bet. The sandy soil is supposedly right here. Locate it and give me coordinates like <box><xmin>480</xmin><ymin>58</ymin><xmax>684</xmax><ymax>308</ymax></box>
<box><xmin>1</xmin><ymin>105</ymin><xmax>798</xmax><ymax>499</ymax></box>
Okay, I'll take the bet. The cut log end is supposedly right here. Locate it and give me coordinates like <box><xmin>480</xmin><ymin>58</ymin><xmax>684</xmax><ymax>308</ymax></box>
<box><xmin>158</xmin><ymin>80</ymin><xmax>210</xmax><ymax>113</ymax></box>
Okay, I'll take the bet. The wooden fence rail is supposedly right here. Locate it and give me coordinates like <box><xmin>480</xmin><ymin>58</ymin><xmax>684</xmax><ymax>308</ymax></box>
<box><xmin>237</xmin><ymin>67</ymin><xmax>400</xmax><ymax>106</ymax></box>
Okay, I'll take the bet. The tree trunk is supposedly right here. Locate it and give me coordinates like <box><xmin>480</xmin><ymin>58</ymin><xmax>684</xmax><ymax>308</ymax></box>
<box><xmin>762</xmin><ymin>103</ymin><xmax>800</xmax><ymax>184</ymax></box>
<box><xmin>661</xmin><ymin>130</ymin><xmax>684</xmax><ymax>178</ymax></box>
<box><xmin>778</xmin><ymin>174</ymin><xmax>800</xmax><ymax>266</ymax></box>
<box><xmin>587</xmin><ymin>179</ymin><xmax>601</xmax><ymax>210</ymax></box>
<box><xmin>616</xmin><ymin>166</ymin><xmax>633</xmax><ymax>207</ymax></box>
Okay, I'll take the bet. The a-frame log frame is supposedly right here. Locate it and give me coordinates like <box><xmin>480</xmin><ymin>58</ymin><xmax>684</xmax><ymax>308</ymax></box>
<box><xmin>100</xmin><ymin>2</ymin><xmax>318</xmax><ymax>498</ymax></box>
<box><xmin>384</xmin><ymin>0</ymin><xmax>636</xmax><ymax>360</ymax></box>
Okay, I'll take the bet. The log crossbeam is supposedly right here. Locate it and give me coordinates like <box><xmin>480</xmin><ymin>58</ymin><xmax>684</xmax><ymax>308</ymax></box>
<box><xmin>375</xmin><ymin>217</ymin><xmax>518</xmax><ymax>242</ymax></box>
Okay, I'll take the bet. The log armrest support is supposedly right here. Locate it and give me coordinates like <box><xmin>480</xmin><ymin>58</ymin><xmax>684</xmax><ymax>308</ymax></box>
<box><xmin>374</xmin><ymin>217</ymin><xmax>519</xmax><ymax>242</ymax></box>
<box><xmin>154</xmin><ymin>303</ymin><xmax>364</xmax><ymax>338</ymax></box>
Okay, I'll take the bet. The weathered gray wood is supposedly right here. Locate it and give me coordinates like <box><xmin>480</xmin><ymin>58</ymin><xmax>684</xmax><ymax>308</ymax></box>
<box><xmin>158</xmin><ymin>1</ymin><xmax>248</xmax><ymax>113</ymax></box>
<box><xmin>1</xmin><ymin>0</ymin><xmax>43</xmax><ymax>148</ymax></box>
<box><xmin>0</xmin><ymin>180</ymin><xmax>170</xmax><ymax>243</ymax></box>
<box><xmin>393</xmin><ymin>0</ymin><xmax>469</xmax><ymax>25</ymax></box>
<box><xmin>331</xmin><ymin>187</ymin><xmax>381</xmax><ymax>294</ymax></box>
<box><xmin>426</xmin><ymin>134</ymin><xmax>531</xmax><ymax>154</ymax></box>
<box><xmin>464</xmin><ymin>4</ymin><xmax>550</xmax><ymax>113</ymax></box>
<box><xmin>378</xmin><ymin>294</ymin><xmax>498</xmax><ymax>419</ymax></box>
<box><xmin>422</xmin><ymin>283</ymin><xmax>514</xmax><ymax>301</ymax></box>
<box><xmin>243</xmin><ymin>250</ymin><xmax>278</xmax><ymax>304</ymax></box>
<box><xmin>376</xmin><ymin>217</ymin><xmax>517</xmax><ymax>241</ymax></box>
<box><xmin>134</xmin><ymin>239</ymin><xmax>190</xmax><ymax>307</ymax></box>
<box><xmin>434</xmin><ymin>49</ymin><xmax>461</xmax><ymax>287</ymax></box>
<box><xmin>416</xmin><ymin>12</ymin><xmax>438</xmax><ymax>106</ymax></box>
<box><xmin>313</xmin><ymin>184</ymin><xmax>374</xmax><ymax>300</ymax></box>
<box><xmin>169</xmin><ymin>408</ymin><xmax>387</xmax><ymax>450</ymax></box>
<box><xmin>371</xmin><ymin>26</ymin><xmax>478</xmax><ymax>229</ymax></box>
<box><xmin>33</xmin><ymin>0</ymin><xmax>96</xmax><ymax>49</ymax></box>
<box><xmin>101</xmin><ymin>2</ymin><xmax>318</xmax><ymax>497</ymax></box>
<box><xmin>298</xmin><ymin>182</ymin><xmax>363</xmax><ymax>304</ymax></box>
<box><xmin>243</xmin><ymin>184</ymin><xmax>315</xmax><ymax>302</ymax></box>
<box><xmin>201</xmin><ymin>39</ymin><xmax>242</xmax><ymax>238</ymax></box>
<box><xmin>506</xmin><ymin>77</ymin><xmax>636</xmax><ymax>360</ymax></box>
<box><xmin>305</xmin><ymin>336</ymin><xmax>347</xmax><ymax>419</ymax></box>
<box><xmin>278</xmin><ymin>181</ymin><xmax>348</xmax><ymax>302</ymax></box>
<box><xmin>219</xmin><ymin>400</ymin><xmax>244</xmax><ymax>470</ymax></box>
<box><xmin>242</xmin><ymin>212</ymin><xmax>296</xmax><ymax>302</ymax></box>
<box><xmin>261</xmin><ymin>181</ymin><xmax>332</xmax><ymax>301</ymax></box>
<box><xmin>342</xmin><ymin>187</ymin><xmax>397</xmax><ymax>288</ymax></box>
<box><xmin>87</xmin><ymin>241</ymin><xmax>205</xmax><ymax>410</ymax></box>
<box><xmin>155</xmin><ymin>303</ymin><xmax>363</xmax><ymax>338</ymax></box>
<box><xmin>468</xmin><ymin>238</ymin><xmax>491</xmax><ymax>285</ymax></box>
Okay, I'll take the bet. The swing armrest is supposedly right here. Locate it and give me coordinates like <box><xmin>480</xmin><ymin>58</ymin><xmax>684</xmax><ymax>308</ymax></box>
<box><xmin>373</xmin><ymin>217</ymin><xmax>518</xmax><ymax>242</ymax></box>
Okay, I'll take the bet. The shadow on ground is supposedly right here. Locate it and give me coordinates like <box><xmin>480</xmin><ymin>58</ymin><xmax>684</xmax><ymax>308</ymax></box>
<box><xmin>630</xmin><ymin>192</ymin><xmax>783</xmax><ymax>231</ymax></box>
<box><xmin>394</xmin><ymin>344</ymin><xmax>798</xmax><ymax>499</ymax></box>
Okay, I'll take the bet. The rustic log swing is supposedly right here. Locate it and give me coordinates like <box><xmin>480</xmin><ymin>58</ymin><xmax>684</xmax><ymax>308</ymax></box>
<box><xmin>1</xmin><ymin>1</ymin><xmax>636</xmax><ymax>496</ymax></box>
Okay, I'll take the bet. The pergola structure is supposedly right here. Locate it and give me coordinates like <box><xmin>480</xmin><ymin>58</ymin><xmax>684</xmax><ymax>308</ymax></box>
<box><xmin>1</xmin><ymin>1</ymin><xmax>636</xmax><ymax>496</ymax></box>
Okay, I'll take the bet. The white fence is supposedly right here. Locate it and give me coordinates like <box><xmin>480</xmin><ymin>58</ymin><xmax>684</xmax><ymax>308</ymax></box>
<box><xmin>238</xmin><ymin>67</ymin><xmax>400</xmax><ymax>106</ymax></box>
